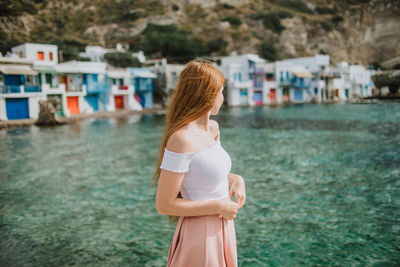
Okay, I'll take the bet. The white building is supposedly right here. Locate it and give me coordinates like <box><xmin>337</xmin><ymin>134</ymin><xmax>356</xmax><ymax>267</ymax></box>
<box><xmin>107</xmin><ymin>67</ymin><xmax>142</xmax><ymax>111</ymax></box>
<box><xmin>0</xmin><ymin>57</ymin><xmax>45</xmax><ymax>120</ymax></box>
<box><xmin>11</xmin><ymin>43</ymin><xmax>68</xmax><ymax>116</ymax></box>
<box><xmin>79</xmin><ymin>44</ymin><xmax>146</xmax><ymax>63</ymax></box>
<box><xmin>329</xmin><ymin>62</ymin><xmax>373</xmax><ymax>101</ymax></box>
<box><xmin>220</xmin><ymin>53</ymin><xmax>265</xmax><ymax>106</ymax></box>
<box><xmin>278</xmin><ymin>54</ymin><xmax>330</xmax><ymax>102</ymax></box>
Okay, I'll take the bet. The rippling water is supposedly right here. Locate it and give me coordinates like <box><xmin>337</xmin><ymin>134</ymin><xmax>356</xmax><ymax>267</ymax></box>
<box><xmin>1</xmin><ymin>103</ymin><xmax>399</xmax><ymax>266</ymax></box>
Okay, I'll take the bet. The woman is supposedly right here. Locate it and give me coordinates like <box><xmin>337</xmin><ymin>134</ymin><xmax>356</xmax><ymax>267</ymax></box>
<box><xmin>153</xmin><ymin>60</ymin><xmax>246</xmax><ymax>267</ymax></box>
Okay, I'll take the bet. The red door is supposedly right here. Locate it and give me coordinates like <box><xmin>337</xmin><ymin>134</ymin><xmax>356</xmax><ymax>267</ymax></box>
<box><xmin>269</xmin><ymin>89</ymin><xmax>276</xmax><ymax>103</ymax></box>
<box><xmin>62</xmin><ymin>75</ymin><xmax>68</xmax><ymax>91</ymax></box>
<box><xmin>115</xmin><ymin>96</ymin><xmax>124</xmax><ymax>109</ymax></box>
<box><xmin>67</xmin><ymin>96</ymin><xmax>80</xmax><ymax>114</ymax></box>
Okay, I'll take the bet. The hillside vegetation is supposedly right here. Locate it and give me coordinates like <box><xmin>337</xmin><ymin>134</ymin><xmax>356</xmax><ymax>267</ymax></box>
<box><xmin>0</xmin><ymin>0</ymin><xmax>399</xmax><ymax>65</ymax></box>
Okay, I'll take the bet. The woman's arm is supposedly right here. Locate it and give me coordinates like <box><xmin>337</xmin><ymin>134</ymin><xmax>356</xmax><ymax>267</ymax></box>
<box><xmin>156</xmin><ymin>169</ymin><xmax>222</xmax><ymax>216</ymax></box>
<box><xmin>227</xmin><ymin>172</ymin><xmax>246</xmax><ymax>209</ymax></box>
<box><xmin>228</xmin><ymin>172</ymin><xmax>242</xmax><ymax>186</ymax></box>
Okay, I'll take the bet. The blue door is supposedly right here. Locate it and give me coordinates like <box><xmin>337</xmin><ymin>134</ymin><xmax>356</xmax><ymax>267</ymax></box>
<box><xmin>253</xmin><ymin>91</ymin><xmax>263</xmax><ymax>105</ymax></box>
<box><xmin>294</xmin><ymin>89</ymin><xmax>303</xmax><ymax>101</ymax></box>
<box><xmin>139</xmin><ymin>94</ymin><xmax>146</xmax><ymax>108</ymax></box>
<box><xmin>85</xmin><ymin>95</ymin><xmax>99</xmax><ymax>111</ymax></box>
<box><xmin>6</xmin><ymin>98</ymin><xmax>29</xmax><ymax>119</ymax></box>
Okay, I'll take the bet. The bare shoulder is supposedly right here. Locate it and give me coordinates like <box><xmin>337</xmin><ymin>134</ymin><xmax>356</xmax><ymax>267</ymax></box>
<box><xmin>165</xmin><ymin>129</ymin><xmax>194</xmax><ymax>153</ymax></box>
<box><xmin>209</xmin><ymin>119</ymin><xmax>220</xmax><ymax>136</ymax></box>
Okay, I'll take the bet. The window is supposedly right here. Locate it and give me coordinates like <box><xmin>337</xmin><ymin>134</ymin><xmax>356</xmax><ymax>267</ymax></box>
<box><xmin>238</xmin><ymin>73</ymin><xmax>242</xmax><ymax>82</ymax></box>
<box><xmin>49</xmin><ymin>52</ymin><xmax>53</xmax><ymax>61</ymax></box>
<box><xmin>19</xmin><ymin>52</ymin><xmax>23</xmax><ymax>58</ymax></box>
<box><xmin>314</xmin><ymin>88</ymin><xmax>318</xmax><ymax>95</ymax></box>
<box><xmin>92</xmin><ymin>74</ymin><xmax>98</xmax><ymax>82</ymax></box>
<box><xmin>37</xmin><ymin>51</ymin><xmax>44</xmax><ymax>60</ymax></box>
<box><xmin>233</xmin><ymin>73</ymin><xmax>237</xmax><ymax>81</ymax></box>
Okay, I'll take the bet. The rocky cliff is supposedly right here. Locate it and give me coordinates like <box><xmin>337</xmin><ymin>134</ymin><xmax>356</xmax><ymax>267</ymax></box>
<box><xmin>0</xmin><ymin>0</ymin><xmax>399</xmax><ymax>66</ymax></box>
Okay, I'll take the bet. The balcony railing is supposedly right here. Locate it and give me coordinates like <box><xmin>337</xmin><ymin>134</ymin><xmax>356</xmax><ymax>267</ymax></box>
<box><xmin>249</xmin><ymin>67</ymin><xmax>265</xmax><ymax>74</ymax></box>
<box><xmin>0</xmin><ymin>85</ymin><xmax>41</xmax><ymax>94</ymax></box>
<box><xmin>66</xmin><ymin>84</ymin><xmax>83</xmax><ymax>92</ymax></box>
<box><xmin>86</xmin><ymin>82</ymin><xmax>109</xmax><ymax>93</ymax></box>
<box><xmin>0</xmin><ymin>85</ymin><xmax>21</xmax><ymax>94</ymax></box>
<box><xmin>291</xmin><ymin>78</ymin><xmax>311</xmax><ymax>89</ymax></box>
<box><xmin>118</xmin><ymin>85</ymin><xmax>129</xmax><ymax>90</ymax></box>
<box><xmin>24</xmin><ymin>85</ymin><xmax>41</xmax><ymax>93</ymax></box>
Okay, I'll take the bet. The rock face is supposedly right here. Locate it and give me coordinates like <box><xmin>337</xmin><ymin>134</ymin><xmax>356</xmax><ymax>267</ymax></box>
<box><xmin>276</xmin><ymin>1</ymin><xmax>400</xmax><ymax>65</ymax></box>
<box><xmin>35</xmin><ymin>100</ymin><xmax>65</xmax><ymax>126</ymax></box>
<box><xmin>1</xmin><ymin>0</ymin><xmax>399</xmax><ymax>66</ymax></box>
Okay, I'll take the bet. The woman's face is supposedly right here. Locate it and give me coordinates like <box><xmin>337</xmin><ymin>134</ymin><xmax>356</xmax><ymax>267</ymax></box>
<box><xmin>210</xmin><ymin>86</ymin><xmax>224</xmax><ymax>115</ymax></box>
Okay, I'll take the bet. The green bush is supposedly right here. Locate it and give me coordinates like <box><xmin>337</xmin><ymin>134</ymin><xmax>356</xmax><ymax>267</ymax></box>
<box><xmin>205</xmin><ymin>38</ymin><xmax>228</xmax><ymax>54</ymax></box>
<box><xmin>277</xmin><ymin>10</ymin><xmax>293</xmax><ymax>19</ymax></box>
<box><xmin>172</xmin><ymin>4</ymin><xmax>179</xmax><ymax>11</ymax></box>
<box><xmin>315</xmin><ymin>6</ymin><xmax>336</xmax><ymax>14</ymax></box>
<box><xmin>262</xmin><ymin>13</ymin><xmax>285</xmax><ymax>34</ymax></box>
<box><xmin>139</xmin><ymin>24</ymin><xmax>203</xmax><ymax>63</ymax></box>
<box><xmin>222</xmin><ymin>16</ymin><xmax>242</xmax><ymax>26</ymax></box>
<box><xmin>331</xmin><ymin>15</ymin><xmax>344</xmax><ymax>24</ymax></box>
<box><xmin>320</xmin><ymin>21</ymin><xmax>333</xmax><ymax>31</ymax></box>
<box><xmin>281</xmin><ymin>0</ymin><xmax>313</xmax><ymax>14</ymax></box>
<box><xmin>119</xmin><ymin>11</ymin><xmax>147</xmax><ymax>23</ymax></box>
<box><xmin>258</xmin><ymin>41</ymin><xmax>277</xmax><ymax>61</ymax></box>
<box><xmin>104</xmin><ymin>52</ymin><xmax>142</xmax><ymax>68</ymax></box>
<box><xmin>221</xmin><ymin>3</ymin><xmax>235</xmax><ymax>9</ymax></box>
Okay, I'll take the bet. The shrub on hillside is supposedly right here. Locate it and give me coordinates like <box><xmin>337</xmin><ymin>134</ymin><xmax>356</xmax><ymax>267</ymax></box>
<box><xmin>139</xmin><ymin>24</ymin><xmax>202</xmax><ymax>63</ymax></box>
<box><xmin>281</xmin><ymin>0</ymin><xmax>313</xmax><ymax>14</ymax></box>
<box><xmin>315</xmin><ymin>6</ymin><xmax>337</xmax><ymax>14</ymax></box>
<box><xmin>222</xmin><ymin>16</ymin><xmax>243</xmax><ymax>27</ymax></box>
<box><xmin>258</xmin><ymin>41</ymin><xmax>277</xmax><ymax>61</ymax></box>
<box><xmin>320</xmin><ymin>21</ymin><xmax>333</xmax><ymax>31</ymax></box>
<box><xmin>261</xmin><ymin>13</ymin><xmax>285</xmax><ymax>34</ymax></box>
<box><xmin>331</xmin><ymin>15</ymin><xmax>344</xmax><ymax>24</ymax></box>
<box><xmin>104</xmin><ymin>52</ymin><xmax>142</xmax><ymax>68</ymax></box>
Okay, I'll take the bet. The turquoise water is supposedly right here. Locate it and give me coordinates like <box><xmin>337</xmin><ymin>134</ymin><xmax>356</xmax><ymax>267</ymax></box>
<box><xmin>1</xmin><ymin>103</ymin><xmax>399</xmax><ymax>266</ymax></box>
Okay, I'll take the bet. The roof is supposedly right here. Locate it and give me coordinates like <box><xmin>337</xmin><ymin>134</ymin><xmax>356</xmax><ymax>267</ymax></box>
<box><xmin>293</xmin><ymin>72</ymin><xmax>313</xmax><ymax>78</ymax></box>
<box><xmin>0</xmin><ymin>64</ymin><xmax>38</xmax><ymax>75</ymax></box>
<box><xmin>129</xmin><ymin>68</ymin><xmax>156</xmax><ymax>78</ymax></box>
<box><xmin>33</xmin><ymin>65</ymin><xmax>60</xmax><ymax>74</ymax></box>
<box><xmin>107</xmin><ymin>68</ymin><xmax>129</xmax><ymax>79</ymax></box>
<box><xmin>55</xmin><ymin>60</ymin><xmax>107</xmax><ymax>74</ymax></box>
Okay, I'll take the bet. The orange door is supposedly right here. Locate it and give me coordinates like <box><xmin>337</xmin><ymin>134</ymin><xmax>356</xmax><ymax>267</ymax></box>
<box><xmin>115</xmin><ymin>96</ymin><xmax>124</xmax><ymax>109</ymax></box>
<box><xmin>67</xmin><ymin>96</ymin><xmax>80</xmax><ymax>114</ymax></box>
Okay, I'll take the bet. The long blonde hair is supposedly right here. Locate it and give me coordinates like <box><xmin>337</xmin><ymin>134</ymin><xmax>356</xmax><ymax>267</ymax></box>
<box><xmin>152</xmin><ymin>60</ymin><xmax>225</xmax><ymax>224</ymax></box>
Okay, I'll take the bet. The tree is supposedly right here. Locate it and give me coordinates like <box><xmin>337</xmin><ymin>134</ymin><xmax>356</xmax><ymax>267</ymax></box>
<box><xmin>258</xmin><ymin>41</ymin><xmax>277</xmax><ymax>61</ymax></box>
<box><xmin>104</xmin><ymin>52</ymin><xmax>142</xmax><ymax>68</ymax></box>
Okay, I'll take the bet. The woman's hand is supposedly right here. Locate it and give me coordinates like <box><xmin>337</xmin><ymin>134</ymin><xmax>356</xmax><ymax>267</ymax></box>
<box><xmin>229</xmin><ymin>175</ymin><xmax>246</xmax><ymax>209</ymax></box>
<box><xmin>217</xmin><ymin>197</ymin><xmax>239</xmax><ymax>220</ymax></box>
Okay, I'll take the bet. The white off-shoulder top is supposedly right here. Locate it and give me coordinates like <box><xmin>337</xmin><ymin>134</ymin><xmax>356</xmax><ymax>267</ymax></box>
<box><xmin>160</xmin><ymin>130</ymin><xmax>232</xmax><ymax>201</ymax></box>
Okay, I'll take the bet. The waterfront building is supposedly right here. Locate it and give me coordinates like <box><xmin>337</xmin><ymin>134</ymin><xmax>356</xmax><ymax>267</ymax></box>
<box><xmin>55</xmin><ymin>60</ymin><xmax>107</xmax><ymax>115</ymax></box>
<box><xmin>328</xmin><ymin>62</ymin><xmax>374</xmax><ymax>101</ymax></box>
<box><xmin>278</xmin><ymin>54</ymin><xmax>330</xmax><ymax>103</ymax></box>
<box><xmin>12</xmin><ymin>43</ymin><xmax>67</xmax><ymax>116</ymax></box>
<box><xmin>107</xmin><ymin>68</ymin><xmax>142</xmax><ymax>111</ymax></box>
<box><xmin>263</xmin><ymin>61</ymin><xmax>313</xmax><ymax>104</ymax></box>
<box><xmin>128</xmin><ymin>68</ymin><xmax>156</xmax><ymax>108</ymax></box>
<box><xmin>220</xmin><ymin>53</ymin><xmax>265</xmax><ymax>106</ymax></box>
<box><xmin>0</xmin><ymin>57</ymin><xmax>44</xmax><ymax>120</ymax></box>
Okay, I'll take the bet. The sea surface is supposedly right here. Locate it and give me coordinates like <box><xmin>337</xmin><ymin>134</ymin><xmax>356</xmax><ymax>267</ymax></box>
<box><xmin>1</xmin><ymin>103</ymin><xmax>399</xmax><ymax>266</ymax></box>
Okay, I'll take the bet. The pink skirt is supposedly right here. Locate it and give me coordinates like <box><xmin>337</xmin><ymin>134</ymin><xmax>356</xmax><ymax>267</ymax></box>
<box><xmin>167</xmin><ymin>214</ymin><xmax>238</xmax><ymax>267</ymax></box>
